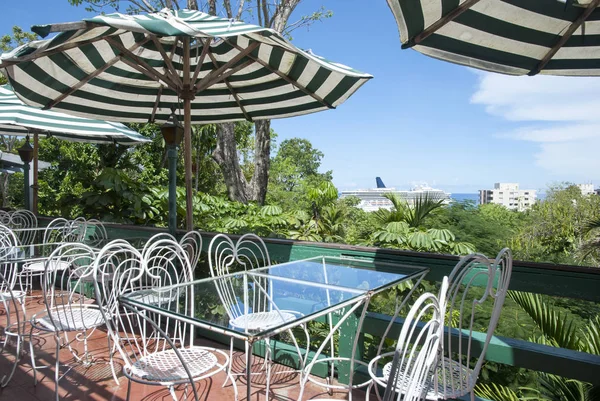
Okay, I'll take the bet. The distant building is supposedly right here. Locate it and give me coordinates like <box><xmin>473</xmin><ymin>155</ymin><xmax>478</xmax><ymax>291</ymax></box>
<box><xmin>576</xmin><ymin>183</ymin><xmax>595</xmax><ymax>195</ymax></box>
<box><xmin>479</xmin><ymin>183</ymin><xmax>536</xmax><ymax>211</ymax></box>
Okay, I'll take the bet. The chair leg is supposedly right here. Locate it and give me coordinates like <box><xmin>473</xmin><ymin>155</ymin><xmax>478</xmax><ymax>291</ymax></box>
<box><xmin>0</xmin><ymin>331</ymin><xmax>19</xmax><ymax>387</ymax></box>
<box><xmin>265</xmin><ymin>339</ymin><xmax>271</xmax><ymax>398</ymax></box>
<box><xmin>54</xmin><ymin>335</ymin><xmax>60</xmax><ymax>401</ymax></box>
<box><xmin>365</xmin><ymin>381</ymin><xmax>374</xmax><ymax>401</ymax></box>
<box><xmin>126</xmin><ymin>379</ymin><xmax>132</xmax><ymax>401</ymax></box>
<box><xmin>107</xmin><ymin>334</ymin><xmax>119</xmax><ymax>384</ymax></box>
<box><xmin>29</xmin><ymin>326</ymin><xmax>38</xmax><ymax>386</ymax></box>
<box><xmin>169</xmin><ymin>385</ymin><xmax>177</xmax><ymax>401</ymax></box>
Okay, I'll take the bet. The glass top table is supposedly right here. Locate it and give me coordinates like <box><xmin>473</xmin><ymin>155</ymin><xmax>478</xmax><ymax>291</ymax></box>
<box><xmin>120</xmin><ymin>255</ymin><xmax>428</xmax><ymax>341</ymax></box>
<box><xmin>120</xmin><ymin>255</ymin><xmax>429</xmax><ymax>400</ymax></box>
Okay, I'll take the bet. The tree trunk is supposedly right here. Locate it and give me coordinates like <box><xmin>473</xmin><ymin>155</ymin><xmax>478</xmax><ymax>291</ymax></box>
<box><xmin>212</xmin><ymin>122</ymin><xmax>250</xmax><ymax>203</ymax></box>
<box><xmin>0</xmin><ymin>173</ymin><xmax>9</xmax><ymax>208</ymax></box>
<box><xmin>249</xmin><ymin>120</ymin><xmax>270</xmax><ymax>204</ymax></box>
<box><xmin>208</xmin><ymin>0</ymin><xmax>300</xmax><ymax>205</ymax></box>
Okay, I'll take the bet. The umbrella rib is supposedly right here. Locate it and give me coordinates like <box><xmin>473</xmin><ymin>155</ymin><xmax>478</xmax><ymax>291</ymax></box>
<box><xmin>403</xmin><ymin>0</ymin><xmax>481</xmax><ymax>49</ymax></box>
<box><xmin>119</xmin><ymin>57</ymin><xmax>178</xmax><ymax>91</ymax></box>
<box><xmin>191</xmin><ymin>38</ymin><xmax>213</xmax><ymax>85</ymax></box>
<box><xmin>206</xmin><ymin>50</ymin><xmax>253</xmax><ymax>122</ymax></box>
<box><xmin>105</xmin><ymin>37</ymin><xmax>180</xmax><ymax>90</ymax></box>
<box><xmin>195</xmin><ymin>59</ymin><xmax>254</xmax><ymax>93</ymax></box>
<box><xmin>43</xmin><ymin>36</ymin><xmax>152</xmax><ymax>110</ymax></box>
<box><xmin>193</xmin><ymin>42</ymin><xmax>260</xmax><ymax>94</ymax></box>
<box><xmin>33</xmin><ymin>21</ymin><xmax>103</xmax><ymax>35</ymax></box>
<box><xmin>150</xmin><ymin>85</ymin><xmax>163</xmax><ymax>123</ymax></box>
<box><xmin>150</xmin><ymin>35</ymin><xmax>184</xmax><ymax>88</ymax></box>
<box><xmin>529</xmin><ymin>0</ymin><xmax>600</xmax><ymax>76</ymax></box>
<box><xmin>225</xmin><ymin>39</ymin><xmax>334</xmax><ymax>110</ymax></box>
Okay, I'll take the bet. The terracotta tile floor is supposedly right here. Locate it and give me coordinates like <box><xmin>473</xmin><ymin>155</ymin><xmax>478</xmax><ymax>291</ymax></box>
<box><xmin>0</xmin><ymin>294</ymin><xmax>367</xmax><ymax>401</ymax></box>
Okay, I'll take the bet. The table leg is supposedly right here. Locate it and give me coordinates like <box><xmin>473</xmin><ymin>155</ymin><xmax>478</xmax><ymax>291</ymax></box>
<box><xmin>246</xmin><ymin>338</ymin><xmax>253</xmax><ymax>401</ymax></box>
<box><xmin>338</xmin><ymin>297</ymin><xmax>370</xmax><ymax>386</ymax></box>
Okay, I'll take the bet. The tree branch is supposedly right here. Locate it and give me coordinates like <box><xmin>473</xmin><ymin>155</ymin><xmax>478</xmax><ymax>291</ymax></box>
<box><xmin>223</xmin><ymin>0</ymin><xmax>233</xmax><ymax>18</ymax></box>
<box><xmin>235</xmin><ymin>0</ymin><xmax>246</xmax><ymax>20</ymax></box>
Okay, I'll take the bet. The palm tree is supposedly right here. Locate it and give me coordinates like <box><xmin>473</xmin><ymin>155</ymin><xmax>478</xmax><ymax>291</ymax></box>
<box><xmin>373</xmin><ymin>192</ymin><xmax>446</xmax><ymax>228</ymax></box>
<box><xmin>476</xmin><ymin>292</ymin><xmax>600</xmax><ymax>401</ymax></box>
<box><xmin>578</xmin><ymin>217</ymin><xmax>600</xmax><ymax>263</ymax></box>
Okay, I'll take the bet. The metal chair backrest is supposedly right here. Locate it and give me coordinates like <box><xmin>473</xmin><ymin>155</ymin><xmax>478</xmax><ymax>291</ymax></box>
<box><xmin>383</xmin><ymin>278</ymin><xmax>448</xmax><ymax>401</ymax></box>
<box><xmin>9</xmin><ymin>209</ymin><xmax>37</xmax><ymax>246</ymax></box>
<box><xmin>0</xmin><ymin>210</ymin><xmax>11</xmax><ymax>225</ymax></box>
<box><xmin>179</xmin><ymin>230</ymin><xmax>202</xmax><ymax>275</ymax></box>
<box><xmin>141</xmin><ymin>232</ymin><xmax>177</xmax><ymax>259</ymax></box>
<box><xmin>43</xmin><ymin>217</ymin><xmax>88</xmax><ymax>247</ymax></box>
<box><xmin>440</xmin><ymin>250</ymin><xmax>512</xmax><ymax>396</ymax></box>
<box><xmin>0</xmin><ymin>225</ymin><xmax>19</xmax><ymax>294</ymax></box>
<box><xmin>85</xmin><ymin>219</ymin><xmax>108</xmax><ymax>245</ymax></box>
<box><xmin>41</xmin><ymin>243</ymin><xmax>100</xmax><ymax>331</ymax></box>
<box><xmin>208</xmin><ymin>233</ymin><xmax>271</xmax><ymax>323</ymax></box>
<box><xmin>94</xmin><ymin>240</ymin><xmax>195</xmax><ymax>371</ymax></box>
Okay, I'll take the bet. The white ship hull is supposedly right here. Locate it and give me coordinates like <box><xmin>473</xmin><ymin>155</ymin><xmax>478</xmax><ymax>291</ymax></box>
<box><xmin>340</xmin><ymin>186</ymin><xmax>451</xmax><ymax>212</ymax></box>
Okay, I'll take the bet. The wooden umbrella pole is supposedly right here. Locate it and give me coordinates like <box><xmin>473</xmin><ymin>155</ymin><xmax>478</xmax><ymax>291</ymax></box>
<box><xmin>183</xmin><ymin>37</ymin><xmax>194</xmax><ymax>231</ymax></box>
<box><xmin>32</xmin><ymin>132</ymin><xmax>39</xmax><ymax>215</ymax></box>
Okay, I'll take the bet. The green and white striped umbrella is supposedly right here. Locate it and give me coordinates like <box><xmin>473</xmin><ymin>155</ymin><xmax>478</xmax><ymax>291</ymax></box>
<box><xmin>387</xmin><ymin>0</ymin><xmax>600</xmax><ymax>76</ymax></box>
<box><xmin>0</xmin><ymin>8</ymin><xmax>371</xmax><ymax>230</ymax></box>
<box><xmin>0</xmin><ymin>9</ymin><xmax>372</xmax><ymax>123</ymax></box>
<box><xmin>0</xmin><ymin>84</ymin><xmax>149</xmax><ymax>144</ymax></box>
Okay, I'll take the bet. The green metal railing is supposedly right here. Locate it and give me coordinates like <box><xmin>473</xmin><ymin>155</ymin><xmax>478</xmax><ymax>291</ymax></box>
<box><xmin>49</xmin><ymin>219</ymin><xmax>600</xmax><ymax>400</ymax></box>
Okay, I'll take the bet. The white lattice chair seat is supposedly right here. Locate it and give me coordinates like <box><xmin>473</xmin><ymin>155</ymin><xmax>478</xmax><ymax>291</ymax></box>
<box><xmin>379</xmin><ymin>360</ymin><xmax>436</xmax><ymax>398</ymax></box>
<box><xmin>23</xmin><ymin>260</ymin><xmax>70</xmax><ymax>273</ymax></box>
<box><xmin>0</xmin><ymin>290</ymin><xmax>26</xmax><ymax>301</ymax></box>
<box><xmin>129</xmin><ymin>346</ymin><xmax>218</xmax><ymax>382</ymax></box>
<box><xmin>431</xmin><ymin>356</ymin><xmax>475</xmax><ymax>399</ymax></box>
<box><xmin>230</xmin><ymin>310</ymin><xmax>297</xmax><ymax>331</ymax></box>
<box><xmin>35</xmin><ymin>306</ymin><xmax>104</xmax><ymax>331</ymax></box>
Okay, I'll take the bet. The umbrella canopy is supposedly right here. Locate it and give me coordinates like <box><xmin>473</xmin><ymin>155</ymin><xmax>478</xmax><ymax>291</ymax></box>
<box><xmin>0</xmin><ymin>9</ymin><xmax>372</xmax><ymax>231</ymax></box>
<box><xmin>0</xmin><ymin>9</ymin><xmax>372</xmax><ymax>123</ymax></box>
<box><xmin>0</xmin><ymin>84</ymin><xmax>150</xmax><ymax>144</ymax></box>
<box><xmin>386</xmin><ymin>0</ymin><xmax>600</xmax><ymax>76</ymax></box>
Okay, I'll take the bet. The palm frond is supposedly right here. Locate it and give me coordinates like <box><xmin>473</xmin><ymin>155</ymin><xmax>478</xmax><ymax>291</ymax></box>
<box><xmin>475</xmin><ymin>383</ymin><xmax>522</xmax><ymax>401</ymax></box>
<box><xmin>582</xmin><ymin>315</ymin><xmax>600</xmax><ymax>356</ymax></box>
<box><xmin>583</xmin><ymin>217</ymin><xmax>600</xmax><ymax>235</ymax></box>
<box><xmin>537</xmin><ymin>373</ymin><xmax>590</xmax><ymax>401</ymax></box>
<box><xmin>508</xmin><ymin>291</ymin><xmax>581</xmax><ymax>350</ymax></box>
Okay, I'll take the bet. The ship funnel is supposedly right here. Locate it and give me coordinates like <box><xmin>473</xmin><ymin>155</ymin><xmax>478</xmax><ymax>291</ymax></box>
<box><xmin>376</xmin><ymin>177</ymin><xmax>386</xmax><ymax>188</ymax></box>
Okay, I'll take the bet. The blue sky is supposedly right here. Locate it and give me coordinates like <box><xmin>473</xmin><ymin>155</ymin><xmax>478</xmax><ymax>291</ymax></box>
<box><xmin>3</xmin><ymin>0</ymin><xmax>598</xmax><ymax>193</ymax></box>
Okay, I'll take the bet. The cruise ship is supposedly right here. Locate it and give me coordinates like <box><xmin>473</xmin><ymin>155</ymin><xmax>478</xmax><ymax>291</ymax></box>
<box><xmin>339</xmin><ymin>178</ymin><xmax>451</xmax><ymax>212</ymax></box>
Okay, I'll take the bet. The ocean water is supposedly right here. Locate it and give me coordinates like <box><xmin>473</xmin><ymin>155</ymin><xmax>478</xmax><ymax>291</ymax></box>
<box><xmin>449</xmin><ymin>192</ymin><xmax>546</xmax><ymax>205</ymax></box>
<box><xmin>450</xmin><ymin>193</ymin><xmax>480</xmax><ymax>204</ymax></box>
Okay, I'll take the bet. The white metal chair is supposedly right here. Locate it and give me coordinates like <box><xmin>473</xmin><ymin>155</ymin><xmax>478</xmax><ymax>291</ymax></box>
<box><xmin>179</xmin><ymin>230</ymin><xmax>203</xmax><ymax>275</ymax></box>
<box><xmin>30</xmin><ymin>242</ymin><xmax>104</xmax><ymax>401</ymax></box>
<box><xmin>0</xmin><ymin>272</ymin><xmax>23</xmax><ymax>388</ymax></box>
<box><xmin>0</xmin><ymin>226</ymin><xmax>28</xmax><ymax>387</ymax></box>
<box><xmin>366</xmin><ymin>279</ymin><xmax>447</xmax><ymax>401</ymax></box>
<box><xmin>9</xmin><ymin>209</ymin><xmax>38</xmax><ymax>246</ymax></box>
<box><xmin>94</xmin><ymin>239</ymin><xmax>236</xmax><ymax>401</ymax></box>
<box><xmin>208</xmin><ymin>233</ymin><xmax>308</xmax><ymax>397</ymax></box>
<box><xmin>20</xmin><ymin>218</ymin><xmax>88</xmax><ymax>293</ymax></box>
<box><xmin>432</xmin><ymin>249</ymin><xmax>513</xmax><ymax>401</ymax></box>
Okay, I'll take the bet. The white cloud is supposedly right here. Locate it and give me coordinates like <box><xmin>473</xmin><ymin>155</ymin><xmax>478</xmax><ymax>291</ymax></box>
<box><xmin>472</xmin><ymin>72</ymin><xmax>600</xmax><ymax>176</ymax></box>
